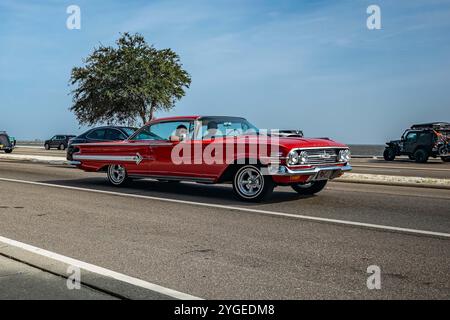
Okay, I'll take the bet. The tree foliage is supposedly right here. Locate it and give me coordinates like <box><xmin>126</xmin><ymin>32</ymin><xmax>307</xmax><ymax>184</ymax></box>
<box><xmin>69</xmin><ymin>33</ymin><xmax>191</xmax><ymax>126</ymax></box>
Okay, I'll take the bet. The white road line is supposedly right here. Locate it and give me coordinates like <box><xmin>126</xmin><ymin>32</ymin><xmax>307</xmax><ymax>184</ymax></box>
<box><xmin>352</xmin><ymin>164</ymin><xmax>450</xmax><ymax>172</ymax></box>
<box><xmin>1</xmin><ymin>177</ymin><xmax>449</xmax><ymax>239</ymax></box>
<box><xmin>0</xmin><ymin>235</ymin><xmax>202</xmax><ymax>300</ymax></box>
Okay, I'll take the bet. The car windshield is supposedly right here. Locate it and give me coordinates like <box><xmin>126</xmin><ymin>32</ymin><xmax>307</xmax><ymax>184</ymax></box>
<box><xmin>196</xmin><ymin>118</ymin><xmax>260</xmax><ymax>140</ymax></box>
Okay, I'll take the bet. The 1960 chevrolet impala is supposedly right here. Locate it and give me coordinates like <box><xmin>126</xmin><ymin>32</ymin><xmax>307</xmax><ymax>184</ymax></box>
<box><xmin>71</xmin><ymin>116</ymin><xmax>351</xmax><ymax>201</ymax></box>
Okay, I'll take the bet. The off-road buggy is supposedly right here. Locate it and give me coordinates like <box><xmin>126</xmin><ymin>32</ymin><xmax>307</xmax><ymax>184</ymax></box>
<box><xmin>384</xmin><ymin>123</ymin><xmax>450</xmax><ymax>163</ymax></box>
<box><xmin>0</xmin><ymin>131</ymin><xmax>15</xmax><ymax>153</ymax></box>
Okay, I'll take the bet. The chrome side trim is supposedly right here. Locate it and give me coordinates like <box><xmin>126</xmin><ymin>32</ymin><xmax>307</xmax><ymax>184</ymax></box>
<box><xmin>73</xmin><ymin>153</ymin><xmax>143</xmax><ymax>165</ymax></box>
<box><xmin>290</xmin><ymin>146</ymin><xmax>349</xmax><ymax>150</ymax></box>
<box><xmin>68</xmin><ymin>161</ymin><xmax>81</xmax><ymax>166</ymax></box>
<box><xmin>129</xmin><ymin>174</ymin><xmax>215</xmax><ymax>183</ymax></box>
<box><xmin>71</xmin><ymin>143</ymin><xmax>151</xmax><ymax>147</ymax></box>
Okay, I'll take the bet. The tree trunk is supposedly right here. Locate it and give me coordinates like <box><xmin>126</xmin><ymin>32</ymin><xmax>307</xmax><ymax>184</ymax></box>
<box><xmin>149</xmin><ymin>101</ymin><xmax>157</xmax><ymax>122</ymax></box>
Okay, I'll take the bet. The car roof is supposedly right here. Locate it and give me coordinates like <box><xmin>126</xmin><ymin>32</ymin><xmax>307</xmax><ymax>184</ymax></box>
<box><xmin>146</xmin><ymin>116</ymin><xmax>248</xmax><ymax>125</ymax></box>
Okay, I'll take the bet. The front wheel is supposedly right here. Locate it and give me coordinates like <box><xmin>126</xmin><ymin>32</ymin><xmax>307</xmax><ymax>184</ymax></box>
<box><xmin>4</xmin><ymin>149</ymin><xmax>12</xmax><ymax>154</ymax></box>
<box><xmin>232</xmin><ymin>165</ymin><xmax>274</xmax><ymax>202</ymax></box>
<box><xmin>59</xmin><ymin>144</ymin><xmax>66</xmax><ymax>150</ymax></box>
<box><xmin>44</xmin><ymin>144</ymin><xmax>50</xmax><ymax>150</ymax></box>
<box><xmin>107</xmin><ymin>164</ymin><xmax>129</xmax><ymax>186</ymax></box>
<box><xmin>291</xmin><ymin>180</ymin><xmax>328</xmax><ymax>195</ymax></box>
<box><xmin>442</xmin><ymin>157</ymin><xmax>450</xmax><ymax>162</ymax></box>
<box><xmin>383</xmin><ymin>148</ymin><xmax>396</xmax><ymax>161</ymax></box>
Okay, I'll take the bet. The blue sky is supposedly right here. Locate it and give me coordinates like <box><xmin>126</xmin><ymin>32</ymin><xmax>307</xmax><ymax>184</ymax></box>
<box><xmin>0</xmin><ymin>0</ymin><xmax>449</xmax><ymax>143</ymax></box>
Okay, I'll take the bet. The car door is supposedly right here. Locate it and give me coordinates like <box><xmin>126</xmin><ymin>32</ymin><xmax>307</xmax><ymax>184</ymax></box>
<box><xmin>403</xmin><ymin>131</ymin><xmax>418</xmax><ymax>154</ymax></box>
<box><xmin>142</xmin><ymin>121</ymin><xmax>195</xmax><ymax>178</ymax></box>
<box><xmin>54</xmin><ymin>136</ymin><xmax>63</xmax><ymax>148</ymax></box>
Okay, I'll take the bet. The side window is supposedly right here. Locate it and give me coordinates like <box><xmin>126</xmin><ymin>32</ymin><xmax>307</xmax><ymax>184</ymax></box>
<box><xmin>132</xmin><ymin>121</ymin><xmax>193</xmax><ymax>141</ymax></box>
<box><xmin>87</xmin><ymin>129</ymin><xmax>106</xmax><ymax>140</ymax></box>
<box><xmin>150</xmin><ymin>122</ymin><xmax>192</xmax><ymax>141</ymax></box>
<box><xmin>406</xmin><ymin>132</ymin><xmax>418</xmax><ymax>142</ymax></box>
<box><xmin>105</xmin><ymin>129</ymin><xmax>126</xmax><ymax>141</ymax></box>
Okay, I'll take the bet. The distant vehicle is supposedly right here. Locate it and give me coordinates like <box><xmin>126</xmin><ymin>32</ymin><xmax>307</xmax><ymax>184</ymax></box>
<box><xmin>272</xmin><ymin>130</ymin><xmax>304</xmax><ymax>138</ymax></box>
<box><xmin>66</xmin><ymin>126</ymin><xmax>137</xmax><ymax>161</ymax></box>
<box><xmin>0</xmin><ymin>131</ymin><xmax>15</xmax><ymax>153</ymax></box>
<box><xmin>384</xmin><ymin>122</ymin><xmax>450</xmax><ymax>163</ymax></box>
<box><xmin>44</xmin><ymin>135</ymin><xmax>76</xmax><ymax>151</ymax></box>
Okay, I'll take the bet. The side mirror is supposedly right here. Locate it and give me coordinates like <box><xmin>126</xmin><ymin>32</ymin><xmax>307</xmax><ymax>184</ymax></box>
<box><xmin>179</xmin><ymin>133</ymin><xmax>187</xmax><ymax>141</ymax></box>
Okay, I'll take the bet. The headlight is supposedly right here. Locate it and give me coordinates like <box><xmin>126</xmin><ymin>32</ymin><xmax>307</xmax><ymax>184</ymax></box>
<box><xmin>288</xmin><ymin>150</ymin><xmax>308</xmax><ymax>165</ymax></box>
<box><xmin>298</xmin><ymin>151</ymin><xmax>308</xmax><ymax>164</ymax></box>
<box><xmin>288</xmin><ymin>150</ymin><xmax>299</xmax><ymax>165</ymax></box>
<box><xmin>339</xmin><ymin>149</ymin><xmax>351</xmax><ymax>162</ymax></box>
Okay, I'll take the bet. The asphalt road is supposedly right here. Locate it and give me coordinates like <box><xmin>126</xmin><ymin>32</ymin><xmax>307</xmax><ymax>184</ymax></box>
<box><xmin>0</xmin><ymin>161</ymin><xmax>449</xmax><ymax>299</ymax></box>
<box><xmin>10</xmin><ymin>146</ymin><xmax>450</xmax><ymax>179</ymax></box>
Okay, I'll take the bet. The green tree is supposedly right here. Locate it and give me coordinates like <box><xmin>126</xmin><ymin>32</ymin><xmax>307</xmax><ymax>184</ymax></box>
<box><xmin>69</xmin><ymin>33</ymin><xmax>191</xmax><ymax>126</ymax></box>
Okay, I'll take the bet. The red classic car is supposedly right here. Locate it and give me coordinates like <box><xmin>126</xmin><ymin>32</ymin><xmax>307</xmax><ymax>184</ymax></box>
<box><xmin>71</xmin><ymin>116</ymin><xmax>351</xmax><ymax>201</ymax></box>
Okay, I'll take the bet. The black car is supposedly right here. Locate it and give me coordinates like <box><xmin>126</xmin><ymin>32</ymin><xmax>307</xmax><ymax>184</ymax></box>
<box><xmin>384</xmin><ymin>122</ymin><xmax>450</xmax><ymax>163</ymax></box>
<box><xmin>44</xmin><ymin>135</ymin><xmax>76</xmax><ymax>150</ymax></box>
<box><xmin>0</xmin><ymin>131</ymin><xmax>15</xmax><ymax>153</ymax></box>
<box><xmin>66</xmin><ymin>126</ymin><xmax>137</xmax><ymax>161</ymax></box>
<box><xmin>272</xmin><ymin>129</ymin><xmax>304</xmax><ymax>138</ymax></box>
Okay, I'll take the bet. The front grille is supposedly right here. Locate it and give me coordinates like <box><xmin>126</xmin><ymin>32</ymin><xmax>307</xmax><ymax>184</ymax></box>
<box><xmin>304</xmin><ymin>149</ymin><xmax>339</xmax><ymax>165</ymax></box>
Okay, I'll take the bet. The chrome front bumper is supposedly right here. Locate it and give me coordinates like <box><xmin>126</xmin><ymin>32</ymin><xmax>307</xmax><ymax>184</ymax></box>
<box><xmin>271</xmin><ymin>164</ymin><xmax>352</xmax><ymax>176</ymax></box>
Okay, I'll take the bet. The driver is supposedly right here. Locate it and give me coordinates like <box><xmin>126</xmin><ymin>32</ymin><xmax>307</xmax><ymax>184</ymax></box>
<box><xmin>170</xmin><ymin>124</ymin><xmax>189</xmax><ymax>142</ymax></box>
<box><xmin>203</xmin><ymin>121</ymin><xmax>219</xmax><ymax>139</ymax></box>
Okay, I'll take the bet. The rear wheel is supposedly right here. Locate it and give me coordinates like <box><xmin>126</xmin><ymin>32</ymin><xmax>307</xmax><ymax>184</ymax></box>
<box><xmin>4</xmin><ymin>149</ymin><xmax>12</xmax><ymax>154</ymax></box>
<box><xmin>442</xmin><ymin>157</ymin><xmax>450</xmax><ymax>162</ymax></box>
<box><xmin>383</xmin><ymin>148</ymin><xmax>396</xmax><ymax>161</ymax></box>
<box><xmin>408</xmin><ymin>155</ymin><xmax>415</xmax><ymax>161</ymax></box>
<box><xmin>291</xmin><ymin>180</ymin><xmax>328</xmax><ymax>195</ymax></box>
<box><xmin>414</xmin><ymin>149</ymin><xmax>429</xmax><ymax>163</ymax></box>
<box><xmin>107</xmin><ymin>164</ymin><xmax>129</xmax><ymax>186</ymax></box>
<box><xmin>232</xmin><ymin>165</ymin><xmax>274</xmax><ymax>202</ymax></box>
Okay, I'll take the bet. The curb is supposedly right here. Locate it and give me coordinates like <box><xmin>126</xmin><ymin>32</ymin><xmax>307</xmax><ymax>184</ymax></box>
<box><xmin>0</xmin><ymin>155</ymin><xmax>68</xmax><ymax>165</ymax></box>
<box><xmin>334</xmin><ymin>178</ymin><xmax>450</xmax><ymax>190</ymax></box>
<box><xmin>0</xmin><ymin>242</ymin><xmax>183</xmax><ymax>300</ymax></box>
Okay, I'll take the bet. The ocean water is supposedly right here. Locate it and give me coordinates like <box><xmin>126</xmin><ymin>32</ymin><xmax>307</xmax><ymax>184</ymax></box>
<box><xmin>348</xmin><ymin>145</ymin><xmax>385</xmax><ymax>156</ymax></box>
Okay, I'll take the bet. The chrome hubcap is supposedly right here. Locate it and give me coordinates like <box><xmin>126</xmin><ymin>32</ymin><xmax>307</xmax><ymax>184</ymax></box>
<box><xmin>237</xmin><ymin>167</ymin><xmax>264</xmax><ymax>197</ymax></box>
<box><xmin>109</xmin><ymin>164</ymin><xmax>126</xmax><ymax>184</ymax></box>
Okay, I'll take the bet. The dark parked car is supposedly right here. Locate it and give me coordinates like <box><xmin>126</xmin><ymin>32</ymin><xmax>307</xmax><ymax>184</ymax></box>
<box><xmin>0</xmin><ymin>131</ymin><xmax>15</xmax><ymax>153</ymax></box>
<box><xmin>384</xmin><ymin>122</ymin><xmax>450</xmax><ymax>163</ymax></box>
<box><xmin>66</xmin><ymin>126</ymin><xmax>137</xmax><ymax>161</ymax></box>
<box><xmin>44</xmin><ymin>135</ymin><xmax>76</xmax><ymax>150</ymax></box>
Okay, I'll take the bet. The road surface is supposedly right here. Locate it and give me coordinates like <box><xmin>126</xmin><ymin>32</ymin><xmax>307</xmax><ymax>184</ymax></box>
<box><xmin>0</xmin><ymin>161</ymin><xmax>449</xmax><ymax>299</ymax></box>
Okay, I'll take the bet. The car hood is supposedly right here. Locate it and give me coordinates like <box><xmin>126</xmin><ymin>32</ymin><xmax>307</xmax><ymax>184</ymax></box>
<box><xmin>387</xmin><ymin>140</ymin><xmax>401</xmax><ymax>145</ymax></box>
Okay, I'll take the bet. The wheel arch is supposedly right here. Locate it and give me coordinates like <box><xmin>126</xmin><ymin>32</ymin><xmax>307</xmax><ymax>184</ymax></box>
<box><xmin>217</xmin><ymin>158</ymin><xmax>265</xmax><ymax>183</ymax></box>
